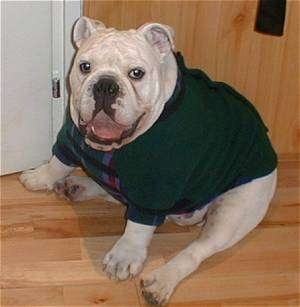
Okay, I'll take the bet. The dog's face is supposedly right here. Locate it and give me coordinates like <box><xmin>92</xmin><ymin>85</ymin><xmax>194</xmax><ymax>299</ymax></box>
<box><xmin>69</xmin><ymin>17</ymin><xmax>178</xmax><ymax>151</ymax></box>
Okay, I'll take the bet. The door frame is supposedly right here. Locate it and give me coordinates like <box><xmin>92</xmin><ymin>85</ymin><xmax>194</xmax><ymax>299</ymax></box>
<box><xmin>51</xmin><ymin>0</ymin><xmax>82</xmax><ymax>143</ymax></box>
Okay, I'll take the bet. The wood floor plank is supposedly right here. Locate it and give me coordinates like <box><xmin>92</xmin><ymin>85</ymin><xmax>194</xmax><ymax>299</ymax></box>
<box><xmin>2</xmin><ymin>226</ymin><xmax>297</xmax><ymax>289</ymax></box>
<box><xmin>2</xmin><ymin>260</ymin><xmax>106</xmax><ymax>289</ymax></box>
<box><xmin>1</xmin><ymin>286</ymin><xmax>64</xmax><ymax>306</ymax></box>
<box><xmin>156</xmin><ymin>273</ymin><xmax>299</xmax><ymax>306</ymax></box>
<box><xmin>63</xmin><ymin>282</ymin><xmax>141</xmax><ymax>306</ymax></box>
<box><xmin>1</xmin><ymin>238</ymin><xmax>82</xmax><ymax>264</ymax></box>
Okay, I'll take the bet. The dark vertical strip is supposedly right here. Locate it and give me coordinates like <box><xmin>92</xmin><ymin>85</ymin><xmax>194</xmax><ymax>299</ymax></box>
<box><xmin>255</xmin><ymin>0</ymin><xmax>286</xmax><ymax>36</ymax></box>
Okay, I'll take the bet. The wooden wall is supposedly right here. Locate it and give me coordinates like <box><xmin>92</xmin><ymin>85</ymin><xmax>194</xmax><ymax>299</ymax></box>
<box><xmin>84</xmin><ymin>0</ymin><xmax>299</xmax><ymax>159</ymax></box>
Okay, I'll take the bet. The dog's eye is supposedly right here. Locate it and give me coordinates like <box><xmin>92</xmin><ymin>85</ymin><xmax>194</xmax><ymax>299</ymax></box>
<box><xmin>128</xmin><ymin>68</ymin><xmax>145</xmax><ymax>80</ymax></box>
<box><xmin>79</xmin><ymin>62</ymin><xmax>91</xmax><ymax>74</ymax></box>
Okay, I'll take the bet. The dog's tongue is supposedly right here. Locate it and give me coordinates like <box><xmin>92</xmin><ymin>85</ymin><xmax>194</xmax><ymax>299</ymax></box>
<box><xmin>87</xmin><ymin>112</ymin><xmax>126</xmax><ymax>140</ymax></box>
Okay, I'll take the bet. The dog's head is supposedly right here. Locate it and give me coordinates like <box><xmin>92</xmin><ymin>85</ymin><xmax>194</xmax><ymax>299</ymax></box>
<box><xmin>69</xmin><ymin>17</ymin><xmax>178</xmax><ymax>151</ymax></box>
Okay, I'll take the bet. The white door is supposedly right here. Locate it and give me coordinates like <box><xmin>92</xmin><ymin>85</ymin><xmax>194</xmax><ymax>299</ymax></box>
<box><xmin>1</xmin><ymin>1</ymin><xmax>81</xmax><ymax>175</ymax></box>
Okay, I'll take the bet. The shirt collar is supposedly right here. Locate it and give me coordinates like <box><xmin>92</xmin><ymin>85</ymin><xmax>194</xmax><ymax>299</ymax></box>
<box><xmin>157</xmin><ymin>53</ymin><xmax>186</xmax><ymax>122</ymax></box>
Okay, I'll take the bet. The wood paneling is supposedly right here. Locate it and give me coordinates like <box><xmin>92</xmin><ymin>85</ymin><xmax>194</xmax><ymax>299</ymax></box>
<box><xmin>1</xmin><ymin>160</ymin><xmax>299</xmax><ymax>305</ymax></box>
<box><xmin>84</xmin><ymin>0</ymin><xmax>299</xmax><ymax>157</ymax></box>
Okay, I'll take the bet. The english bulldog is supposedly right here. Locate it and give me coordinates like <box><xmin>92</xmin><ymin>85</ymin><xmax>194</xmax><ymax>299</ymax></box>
<box><xmin>20</xmin><ymin>17</ymin><xmax>277</xmax><ymax>305</ymax></box>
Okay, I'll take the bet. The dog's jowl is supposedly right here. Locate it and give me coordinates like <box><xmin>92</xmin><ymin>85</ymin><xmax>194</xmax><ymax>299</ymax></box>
<box><xmin>20</xmin><ymin>17</ymin><xmax>277</xmax><ymax>306</ymax></box>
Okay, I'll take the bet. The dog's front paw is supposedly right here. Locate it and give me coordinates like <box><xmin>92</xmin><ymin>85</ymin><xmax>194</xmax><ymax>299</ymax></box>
<box><xmin>54</xmin><ymin>176</ymin><xmax>88</xmax><ymax>201</ymax></box>
<box><xmin>141</xmin><ymin>267</ymin><xmax>177</xmax><ymax>306</ymax></box>
<box><xmin>54</xmin><ymin>175</ymin><xmax>110</xmax><ymax>202</ymax></box>
<box><xmin>103</xmin><ymin>236</ymin><xmax>147</xmax><ymax>281</ymax></box>
<box><xmin>19</xmin><ymin>163</ymin><xmax>55</xmax><ymax>191</ymax></box>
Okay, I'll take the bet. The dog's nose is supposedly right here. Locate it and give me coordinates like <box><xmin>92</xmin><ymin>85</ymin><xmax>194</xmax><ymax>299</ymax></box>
<box><xmin>93</xmin><ymin>78</ymin><xmax>120</xmax><ymax>98</ymax></box>
<box><xmin>92</xmin><ymin>77</ymin><xmax>120</xmax><ymax>118</ymax></box>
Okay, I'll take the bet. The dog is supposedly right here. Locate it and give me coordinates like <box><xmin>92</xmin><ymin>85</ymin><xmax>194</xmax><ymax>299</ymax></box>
<box><xmin>20</xmin><ymin>17</ymin><xmax>278</xmax><ymax>305</ymax></box>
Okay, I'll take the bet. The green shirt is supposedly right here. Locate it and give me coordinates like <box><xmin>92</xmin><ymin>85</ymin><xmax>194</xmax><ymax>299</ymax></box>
<box><xmin>53</xmin><ymin>53</ymin><xmax>277</xmax><ymax>226</ymax></box>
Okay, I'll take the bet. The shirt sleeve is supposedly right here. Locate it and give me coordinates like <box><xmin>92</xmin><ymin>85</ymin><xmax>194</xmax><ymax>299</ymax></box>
<box><xmin>126</xmin><ymin>203</ymin><xmax>166</xmax><ymax>226</ymax></box>
<box><xmin>52</xmin><ymin>120</ymin><xmax>81</xmax><ymax>167</ymax></box>
<box><xmin>52</xmin><ymin>141</ymin><xmax>80</xmax><ymax>167</ymax></box>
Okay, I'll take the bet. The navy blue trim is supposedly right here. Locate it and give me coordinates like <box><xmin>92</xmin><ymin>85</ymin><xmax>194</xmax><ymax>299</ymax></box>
<box><xmin>156</xmin><ymin>53</ymin><xmax>186</xmax><ymax>122</ymax></box>
<box><xmin>127</xmin><ymin>205</ymin><xmax>166</xmax><ymax>226</ymax></box>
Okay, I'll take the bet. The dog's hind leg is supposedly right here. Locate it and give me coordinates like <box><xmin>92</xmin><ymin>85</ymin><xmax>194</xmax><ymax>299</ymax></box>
<box><xmin>141</xmin><ymin>169</ymin><xmax>277</xmax><ymax>306</ymax></box>
<box><xmin>54</xmin><ymin>175</ymin><xmax>118</xmax><ymax>203</ymax></box>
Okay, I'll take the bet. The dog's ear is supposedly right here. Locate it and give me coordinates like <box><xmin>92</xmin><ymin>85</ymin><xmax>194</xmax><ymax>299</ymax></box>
<box><xmin>138</xmin><ymin>23</ymin><xmax>175</xmax><ymax>58</ymax></box>
<box><xmin>73</xmin><ymin>17</ymin><xmax>106</xmax><ymax>48</ymax></box>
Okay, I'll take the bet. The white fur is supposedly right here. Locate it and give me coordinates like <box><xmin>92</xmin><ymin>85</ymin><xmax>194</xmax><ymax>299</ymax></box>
<box><xmin>69</xmin><ymin>18</ymin><xmax>178</xmax><ymax>151</ymax></box>
<box><xmin>54</xmin><ymin>175</ymin><xmax>118</xmax><ymax>203</ymax></box>
<box><xmin>103</xmin><ymin>220</ymin><xmax>156</xmax><ymax>280</ymax></box>
<box><xmin>167</xmin><ymin>206</ymin><xmax>209</xmax><ymax>226</ymax></box>
<box><xmin>19</xmin><ymin>156</ymin><xmax>74</xmax><ymax>190</ymax></box>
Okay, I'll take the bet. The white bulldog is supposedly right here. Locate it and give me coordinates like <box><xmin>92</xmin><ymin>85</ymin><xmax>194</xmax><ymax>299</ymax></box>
<box><xmin>20</xmin><ymin>17</ymin><xmax>277</xmax><ymax>306</ymax></box>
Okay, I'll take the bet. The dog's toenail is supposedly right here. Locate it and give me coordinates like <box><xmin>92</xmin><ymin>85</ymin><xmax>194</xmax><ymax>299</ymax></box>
<box><xmin>142</xmin><ymin>291</ymin><xmax>160</xmax><ymax>305</ymax></box>
<box><xmin>69</xmin><ymin>185</ymin><xmax>79</xmax><ymax>194</ymax></box>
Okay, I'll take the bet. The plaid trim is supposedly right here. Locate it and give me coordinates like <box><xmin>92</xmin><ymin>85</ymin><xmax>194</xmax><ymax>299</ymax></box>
<box><xmin>53</xmin><ymin>117</ymin><xmax>253</xmax><ymax>227</ymax></box>
<box><xmin>100</xmin><ymin>153</ymin><xmax>167</xmax><ymax>225</ymax></box>
<box><xmin>87</xmin><ymin>151</ymin><xmax>130</xmax><ymax>206</ymax></box>
<box><xmin>102</xmin><ymin>152</ymin><xmax>118</xmax><ymax>188</ymax></box>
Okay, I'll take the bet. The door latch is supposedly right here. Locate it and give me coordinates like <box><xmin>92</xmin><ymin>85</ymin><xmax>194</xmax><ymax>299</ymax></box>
<box><xmin>52</xmin><ymin>78</ymin><xmax>61</xmax><ymax>98</ymax></box>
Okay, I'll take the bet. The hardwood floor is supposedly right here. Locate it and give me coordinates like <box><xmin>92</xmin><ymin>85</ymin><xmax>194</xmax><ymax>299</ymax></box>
<box><xmin>1</xmin><ymin>161</ymin><xmax>299</xmax><ymax>306</ymax></box>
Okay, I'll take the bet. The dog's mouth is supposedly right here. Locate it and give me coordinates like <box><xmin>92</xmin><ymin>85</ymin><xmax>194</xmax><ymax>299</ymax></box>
<box><xmin>79</xmin><ymin>111</ymin><xmax>144</xmax><ymax>145</ymax></box>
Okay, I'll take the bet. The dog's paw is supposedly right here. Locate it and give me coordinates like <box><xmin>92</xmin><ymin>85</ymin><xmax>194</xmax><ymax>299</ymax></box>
<box><xmin>54</xmin><ymin>176</ymin><xmax>87</xmax><ymax>201</ymax></box>
<box><xmin>19</xmin><ymin>164</ymin><xmax>55</xmax><ymax>191</ymax></box>
<box><xmin>54</xmin><ymin>175</ymin><xmax>109</xmax><ymax>202</ymax></box>
<box><xmin>140</xmin><ymin>267</ymin><xmax>177</xmax><ymax>306</ymax></box>
<box><xmin>103</xmin><ymin>236</ymin><xmax>147</xmax><ymax>281</ymax></box>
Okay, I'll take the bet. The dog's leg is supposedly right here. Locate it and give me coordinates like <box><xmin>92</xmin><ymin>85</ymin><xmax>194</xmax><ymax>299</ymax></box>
<box><xmin>141</xmin><ymin>169</ymin><xmax>277</xmax><ymax>305</ymax></box>
<box><xmin>103</xmin><ymin>220</ymin><xmax>156</xmax><ymax>281</ymax></box>
<box><xmin>19</xmin><ymin>156</ymin><xmax>74</xmax><ymax>191</ymax></box>
<box><xmin>54</xmin><ymin>175</ymin><xmax>118</xmax><ymax>202</ymax></box>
